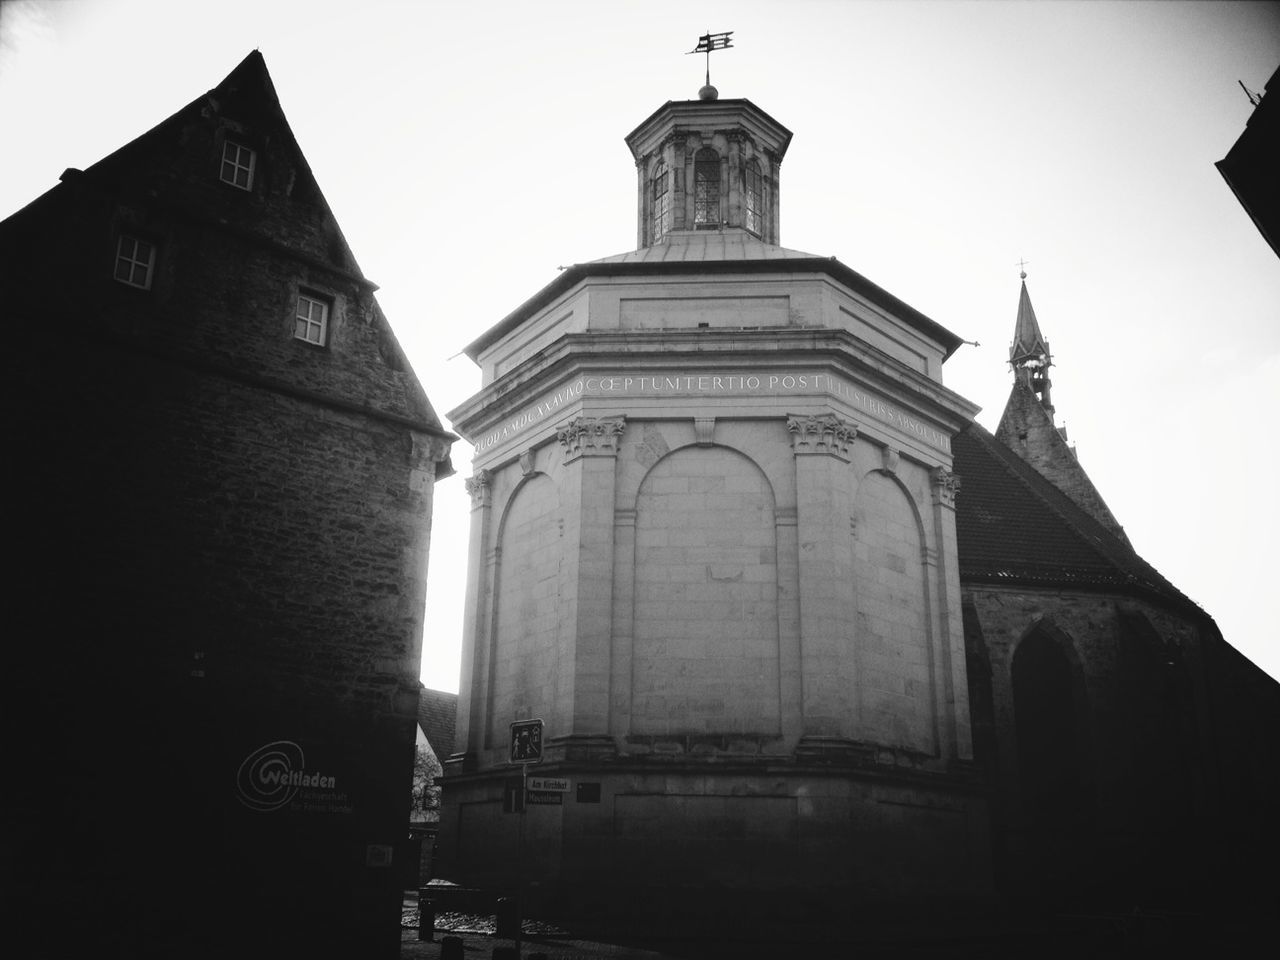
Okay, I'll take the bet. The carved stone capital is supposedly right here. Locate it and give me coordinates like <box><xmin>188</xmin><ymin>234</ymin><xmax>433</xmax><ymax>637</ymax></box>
<box><xmin>558</xmin><ymin>416</ymin><xmax>626</xmax><ymax>461</ymax></box>
<box><xmin>464</xmin><ymin>469</ymin><xmax>492</xmax><ymax>509</ymax></box>
<box><xmin>787</xmin><ymin>414</ymin><xmax>858</xmax><ymax>460</ymax></box>
<box><xmin>930</xmin><ymin>466</ymin><xmax>961</xmax><ymax>506</ymax></box>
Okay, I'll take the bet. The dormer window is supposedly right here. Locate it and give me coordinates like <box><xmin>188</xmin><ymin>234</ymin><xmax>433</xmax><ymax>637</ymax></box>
<box><xmin>650</xmin><ymin>162</ymin><xmax>670</xmax><ymax>243</ymax></box>
<box><xmin>220</xmin><ymin>140</ymin><xmax>256</xmax><ymax>191</ymax></box>
<box><xmin>745</xmin><ymin>160</ymin><xmax>763</xmax><ymax>237</ymax></box>
<box><xmin>114</xmin><ymin>235</ymin><xmax>155</xmax><ymax>289</ymax></box>
<box><xmin>694</xmin><ymin>147</ymin><xmax>720</xmax><ymax>228</ymax></box>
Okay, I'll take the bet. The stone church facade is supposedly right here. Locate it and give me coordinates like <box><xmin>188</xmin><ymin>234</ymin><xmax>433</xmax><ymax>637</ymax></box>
<box><xmin>440</xmin><ymin>86</ymin><xmax>1280</xmax><ymax>923</ymax></box>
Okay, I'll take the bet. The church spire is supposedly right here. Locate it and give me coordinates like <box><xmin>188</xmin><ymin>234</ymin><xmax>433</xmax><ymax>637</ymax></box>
<box><xmin>1008</xmin><ymin>266</ymin><xmax>1053</xmax><ymax>413</ymax></box>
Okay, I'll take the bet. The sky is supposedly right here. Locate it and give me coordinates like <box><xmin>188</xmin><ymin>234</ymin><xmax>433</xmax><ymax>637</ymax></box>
<box><xmin>2</xmin><ymin>0</ymin><xmax>1277</xmax><ymax>690</ymax></box>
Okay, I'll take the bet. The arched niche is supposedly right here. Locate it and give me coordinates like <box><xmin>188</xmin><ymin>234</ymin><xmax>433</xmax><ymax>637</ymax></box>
<box><xmin>486</xmin><ymin>472</ymin><xmax>561</xmax><ymax>748</ymax></box>
<box><xmin>852</xmin><ymin>468</ymin><xmax>936</xmax><ymax>754</ymax></box>
<box><xmin>629</xmin><ymin>445</ymin><xmax>781</xmax><ymax>736</ymax></box>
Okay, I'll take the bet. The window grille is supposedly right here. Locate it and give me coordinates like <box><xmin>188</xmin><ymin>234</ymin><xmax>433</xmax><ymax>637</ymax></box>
<box><xmin>745</xmin><ymin>160</ymin><xmax>763</xmax><ymax>236</ymax></box>
<box><xmin>651</xmin><ymin>162</ymin><xmax>670</xmax><ymax>243</ymax></box>
<box><xmin>694</xmin><ymin>148</ymin><xmax>720</xmax><ymax>227</ymax></box>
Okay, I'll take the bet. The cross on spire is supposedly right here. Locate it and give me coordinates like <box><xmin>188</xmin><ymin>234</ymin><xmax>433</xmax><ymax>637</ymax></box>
<box><xmin>1016</xmin><ymin>257</ymin><xmax>1030</xmax><ymax>279</ymax></box>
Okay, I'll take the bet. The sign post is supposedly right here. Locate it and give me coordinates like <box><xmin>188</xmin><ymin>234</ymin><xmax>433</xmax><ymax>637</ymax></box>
<box><xmin>507</xmin><ymin>719</ymin><xmax>543</xmax><ymax>958</ymax></box>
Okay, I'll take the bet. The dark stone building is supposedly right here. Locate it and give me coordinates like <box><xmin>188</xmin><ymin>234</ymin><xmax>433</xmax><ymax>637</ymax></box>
<box><xmin>956</xmin><ymin>275</ymin><xmax>1280</xmax><ymax>921</ymax></box>
<box><xmin>1</xmin><ymin>53</ymin><xmax>453</xmax><ymax>957</ymax></box>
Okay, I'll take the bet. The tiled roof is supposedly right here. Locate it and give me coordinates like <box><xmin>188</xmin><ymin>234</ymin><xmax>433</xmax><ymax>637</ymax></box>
<box><xmin>417</xmin><ymin>684</ymin><xmax>458</xmax><ymax>759</ymax></box>
<box><xmin>589</xmin><ymin>231</ymin><xmax>822</xmax><ymax>265</ymax></box>
<box><xmin>953</xmin><ymin>422</ymin><xmax>1200</xmax><ymax>614</ymax></box>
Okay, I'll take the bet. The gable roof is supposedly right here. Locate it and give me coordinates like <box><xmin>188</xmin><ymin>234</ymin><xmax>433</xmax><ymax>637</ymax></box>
<box><xmin>0</xmin><ymin>52</ymin><xmax>454</xmax><ymax>450</ymax></box>
<box><xmin>417</xmin><ymin>684</ymin><xmax>457</xmax><ymax>759</ymax></box>
<box><xmin>953</xmin><ymin>420</ymin><xmax>1201</xmax><ymax>618</ymax></box>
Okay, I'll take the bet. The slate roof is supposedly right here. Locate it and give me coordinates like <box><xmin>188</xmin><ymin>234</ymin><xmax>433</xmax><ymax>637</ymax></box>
<box><xmin>953</xmin><ymin>421</ymin><xmax>1201</xmax><ymax>616</ymax></box>
<box><xmin>1008</xmin><ymin>278</ymin><xmax>1051</xmax><ymax>366</ymax></box>
<box><xmin>463</xmin><ymin>232</ymin><xmax>963</xmax><ymax>360</ymax></box>
<box><xmin>417</xmin><ymin>684</ymin><xmax>457</xmax><ymax>759</ymax></box>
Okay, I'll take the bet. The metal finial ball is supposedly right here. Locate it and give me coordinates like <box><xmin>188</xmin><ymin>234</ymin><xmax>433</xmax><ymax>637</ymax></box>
<box><xmin>1020</xmin><ymin>270</ymin><xmax>1027</xmax><ymax>280</ymax></box>
<box><xmin>698</xmin><ymin>84</ymin><xmax>719</xmax><ymax>101</ymax></box>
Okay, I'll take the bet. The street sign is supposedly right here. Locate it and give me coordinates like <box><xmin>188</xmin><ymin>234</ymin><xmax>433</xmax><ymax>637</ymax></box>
<box><xmin>509</xmin><ymin>718</ymin><xmax>543</xmax><ymax>764</ymax></box>
<box><xmin>526</xmin><ymin>791</ymin><xmax>563</xmax><ymax>806</ymax></box>
<box><xmin>528</xmin><ymin>776</ymin><xmax>569</xmax><ymax>793</ymax></box>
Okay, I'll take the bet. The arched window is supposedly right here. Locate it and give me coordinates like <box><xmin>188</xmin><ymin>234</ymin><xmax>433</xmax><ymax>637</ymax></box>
<box><xmin>694</xmin><ymin>147</ymin><xmax>720</xmax><ymax>227</ymax></box>
<box><xmin>744</xmin><ymin>159</ymin><xmax>763</xmax><ymax>236</ymax></box>
<box><xmin>650</xmin><ymin>162</ymin><xmax>670</xmax><ymax>243</ymax></box>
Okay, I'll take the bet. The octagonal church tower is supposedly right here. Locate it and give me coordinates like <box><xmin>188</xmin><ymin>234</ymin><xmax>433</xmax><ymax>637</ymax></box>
<box><xmin>440</xmin><ymin>85</ymin><xmax>987</xmax><ymax>918</ymax></box>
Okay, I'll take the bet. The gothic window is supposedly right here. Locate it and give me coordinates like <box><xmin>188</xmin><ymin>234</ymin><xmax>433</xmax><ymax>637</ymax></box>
<box><xmin>650</xmin><ymin>161</ymin><xmax>670</xmax><ymax>243</ymax></box>
<box><xmin>745</xmin><ymin>159</ymin><xmax>763</xmax><ymax>236</ymax></box>
<box><xmin>694</xmin><ymin>147</ymin><xmax>720</xmax><ymax>227</ymax></box>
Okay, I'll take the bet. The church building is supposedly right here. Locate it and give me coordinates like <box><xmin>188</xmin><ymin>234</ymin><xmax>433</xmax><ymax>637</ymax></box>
<box><xmin>439</xmin><ymin>78</ymin><xmax>1280</xmax><ymax>929</ymax></box>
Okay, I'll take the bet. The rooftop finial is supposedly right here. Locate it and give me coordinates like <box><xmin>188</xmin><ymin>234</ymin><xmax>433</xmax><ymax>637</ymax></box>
<box><xmin>1017</xmin><ymin>257</ymin><xmax>1030</xmax><ymax>280</ymax></box>
<box><xmin>688</xmin><ymin>30</ymin><xmax>733</xmax><ymax>100</ymax></box>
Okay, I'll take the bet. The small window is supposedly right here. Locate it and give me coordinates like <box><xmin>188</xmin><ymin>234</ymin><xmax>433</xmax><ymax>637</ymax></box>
<box><xmin>294</xmin><ymin>293</ymin><xmax>329</xmax><ymax>346</ymax></box>
<box><xmin>114</xmin><ymin>235</ymin><xmax>155</xmax><ymax>289</ymax></box>
<box><xmin>745</xmin><ymin>160</ymin><xmax>763</xmax><ymax>236</ymax></box>
<box><xmin>694</xmin><ymin>147</ymin><xmax>720</xmax><ymax>228</ymax></box>
<box><xmin>221</xmin><ymin>140</ymin><xmax>256</xmax><ymax>190</ymax></box>
<box><xmin>650</xmin><ymin>162</ymin><xmax>670</xmax><ymax>243</ymax></box>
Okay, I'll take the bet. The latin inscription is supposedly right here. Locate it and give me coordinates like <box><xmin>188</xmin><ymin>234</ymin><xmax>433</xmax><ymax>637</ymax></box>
<box><xmin>474</xmin><ymin>372</ymin><xmax>949</xmax><ymax>453</ymax></box>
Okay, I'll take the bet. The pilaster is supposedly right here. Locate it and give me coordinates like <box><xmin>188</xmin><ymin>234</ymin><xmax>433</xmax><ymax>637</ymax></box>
<box><xmin>551</xmin><ymin>416</ymin><xmax>626</xmax><ymax>757</ymax></box>
<box><xmin>787</xmin><ymin>414</ymin><xmax>859</xmax><ymax>741</ymax></box>
<box><xmin>930</xmin><ymin>465</ymin><xmax>971</xmax><ymax>760</ymax></box>
<box><xmin>452</xmin><ymin>469</ymin><xmax>493</xmax><ymax>767</ymax></box>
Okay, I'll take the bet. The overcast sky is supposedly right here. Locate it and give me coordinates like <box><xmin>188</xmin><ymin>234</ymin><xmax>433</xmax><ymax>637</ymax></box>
<box><xmin>3</xmin><ymin>0</ymin><xmax>1277</xmax><ymax>690</ymax></box>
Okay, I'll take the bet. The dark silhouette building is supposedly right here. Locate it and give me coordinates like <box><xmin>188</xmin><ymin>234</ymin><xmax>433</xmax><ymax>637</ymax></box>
<box><xmin>1</xmin><ymin>53</ymin><xmax>453</xmax><ymax>957</ymax></box>
<box><xmin>1216</xmin><ymin>65</ymin><xmax>1280</xmax><ymax>258</ymax></box>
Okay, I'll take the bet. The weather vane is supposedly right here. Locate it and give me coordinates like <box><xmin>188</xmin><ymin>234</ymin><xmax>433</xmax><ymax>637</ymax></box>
<box><xmin>688</xmin><ymin>30</ymin><xmax>733</xmax><ymax>89</ymax></box>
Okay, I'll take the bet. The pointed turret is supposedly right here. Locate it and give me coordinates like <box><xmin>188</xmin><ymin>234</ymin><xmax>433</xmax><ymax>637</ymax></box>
<box><xmin>996</xmin><ymin>271</ymin><xmax>1129</xmax><ymax>545</ymax></box>
<box><xmin>1008</xmin><ymin>271</ymin><xmax>1053</xmax><ymax>412</ymax></box>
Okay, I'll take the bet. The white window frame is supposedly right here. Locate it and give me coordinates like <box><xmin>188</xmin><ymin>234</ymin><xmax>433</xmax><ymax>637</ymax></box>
<box><xmin>294</xmin><ymin>293</ymin><xmax>329</xmax><ymax>346</ymax></box>
<box><xmin>220</xmin><ymin>140</ymin><xmax>256</xmax><ymax>191</ymax></box>
<box><xmin>114</xmin><ymin>235</ymin><xmax>155</xmax><ymax>290</ymax></box>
